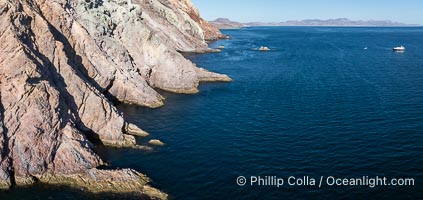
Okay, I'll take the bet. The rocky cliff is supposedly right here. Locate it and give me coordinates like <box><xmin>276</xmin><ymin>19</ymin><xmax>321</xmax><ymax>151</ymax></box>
<box><xmin>0</xmin><ymin>0</ymin><xmax>228</xmax><ymax>198</ymax></box>
<box><xmin>165</xmin><ymin>0</ymin><xmax>226</xmax><ymax>40</ymax></box>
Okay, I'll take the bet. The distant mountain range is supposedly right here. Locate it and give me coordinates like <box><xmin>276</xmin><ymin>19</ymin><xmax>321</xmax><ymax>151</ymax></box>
<box><xmin>209</xmin><ymin>18</ymin><xmax>420</xmax><ymax>29</ymax></box>
<box><xmin>209</xmin><ymin>18</ymin><xmax>246</xmax><ymax>29</ymax></box>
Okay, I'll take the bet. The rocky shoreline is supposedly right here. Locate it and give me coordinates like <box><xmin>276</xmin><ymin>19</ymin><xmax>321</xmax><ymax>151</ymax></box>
<box><xmin>0</xmin><ymin>0</ymin><xmax>230</xmax><ymax>198</ymax></box>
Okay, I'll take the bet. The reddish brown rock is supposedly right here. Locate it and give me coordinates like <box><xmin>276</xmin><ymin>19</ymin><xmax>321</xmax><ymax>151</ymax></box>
<box><xmin>0</xmin><ymin>0</ymin><xmax>230</xmax><ymax>197</ymax></box>
<box><xmin>168</xmin><ymin>0</ymin><xmax>226</xmax><ymax>40</ymax></box>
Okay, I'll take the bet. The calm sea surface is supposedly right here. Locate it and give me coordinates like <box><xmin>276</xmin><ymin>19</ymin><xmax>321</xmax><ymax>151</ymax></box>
<box><xmin>1</xmin><ymin>27</ymin><xmax>423</xmax><ymax>199</ymax></box>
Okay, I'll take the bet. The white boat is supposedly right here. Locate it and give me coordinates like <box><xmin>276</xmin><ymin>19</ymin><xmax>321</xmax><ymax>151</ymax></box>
<box><xmin>258</xmin><ymin>46</ymin><xmax>270</xmax><ymax>51</ymax></box>
<box><xmin>393</xmin><ymin>45</ymin><xmax>405</xmax><ymax>51</ymax></box>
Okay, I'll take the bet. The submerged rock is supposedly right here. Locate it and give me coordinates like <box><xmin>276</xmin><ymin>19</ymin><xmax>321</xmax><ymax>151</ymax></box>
<box><xmin>133</xmin><ymin>145</ymin><xmax>154</xmax><ymax>151</ymax></box>
<box><xmin>0</xmin><ymin>0</ymin><xmax>229</xmax><ymax>197</ymax></box>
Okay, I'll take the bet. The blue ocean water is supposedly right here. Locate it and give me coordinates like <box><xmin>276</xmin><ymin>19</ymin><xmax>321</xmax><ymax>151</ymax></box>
<box><xmin>115</xmin><ymin>27</ymin><xmax>423</xmax><ymax>199</ymax></box>
<box><xmin>1</xmin><ymin>27</ymin><xmax>423</xmax><ymax>199</ymax></box>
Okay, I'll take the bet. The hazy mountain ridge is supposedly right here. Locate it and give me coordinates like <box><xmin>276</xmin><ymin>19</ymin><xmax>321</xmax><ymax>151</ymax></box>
<box><xmin>209</xmin><ymin>18</ymin><xmax>246</xmax><ymax>29</ymax></box>
<box><xmin>210</xmin><ymin>18</ymin><xmax>420</xmax><ymax>29</ymax></box>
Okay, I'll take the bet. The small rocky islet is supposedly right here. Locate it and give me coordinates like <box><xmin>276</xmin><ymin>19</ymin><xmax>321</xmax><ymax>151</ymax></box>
<box><xmin>0</xmin><ymin>0</ymin><xmax>230</xmax><ymax>198</ymax></box>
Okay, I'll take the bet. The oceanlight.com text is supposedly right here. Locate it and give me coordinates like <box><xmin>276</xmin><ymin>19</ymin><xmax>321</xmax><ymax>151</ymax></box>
<box><xmin>236</xmin><ymin>176</ymin><xmax>415</xmax><ymax>188</ymax></box>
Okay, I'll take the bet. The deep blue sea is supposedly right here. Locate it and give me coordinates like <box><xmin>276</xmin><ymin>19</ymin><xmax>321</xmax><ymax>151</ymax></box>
<box><xmin>1</xmin><ymin>27</ymin><xmax>423</xmax><ymax>199</ymax></box>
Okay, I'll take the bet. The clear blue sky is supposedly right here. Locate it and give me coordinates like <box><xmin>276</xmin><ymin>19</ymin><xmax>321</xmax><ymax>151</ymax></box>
<box><xmin>192</xmin><ymin>0</ymin><xmax>423</xmax><ymax>24</ymax></box>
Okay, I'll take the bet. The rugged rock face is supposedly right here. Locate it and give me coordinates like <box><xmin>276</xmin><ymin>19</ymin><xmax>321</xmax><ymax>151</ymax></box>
<box><xmin>0</xmin><ymin>0</ymin><xmax>229</xmax><ymax>198</ymax></box>
<box><xmin>165</xmin><ymin>0</ymin><xmax>226</xmax><ymax>41</ymax></box>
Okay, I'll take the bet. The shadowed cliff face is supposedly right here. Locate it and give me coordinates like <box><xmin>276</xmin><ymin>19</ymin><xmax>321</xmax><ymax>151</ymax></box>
<box><xmin>0</xmin><ymin>0</ymin><xmax>228</xmax><ymax>198</ymax></box>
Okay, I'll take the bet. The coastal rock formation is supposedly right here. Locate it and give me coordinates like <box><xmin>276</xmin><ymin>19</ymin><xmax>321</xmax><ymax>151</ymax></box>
<box><xmin>0</xmin><ymin>0</ymin><xmax>229</xmax><ymax>197</ymax></box>
<box><xmin>41</xmin><ymin>168</ymin><xmax>167</xmax><ymax>199</ymax></box>
<box><xmin>148</xmin><ymin>139</ymin><xmax>165</xmax><ymax>146</ymax></box>
<box><xmin>166</xmin><ymin>0</ymin><xmax>226</xmax><ymax>40</ymax></box>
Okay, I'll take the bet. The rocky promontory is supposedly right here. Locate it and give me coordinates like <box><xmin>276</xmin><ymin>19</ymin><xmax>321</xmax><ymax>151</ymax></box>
<box><xmin>0</xmin><ymin>0</ymin><xmax>229</xmax><ymax>198</ymax></box>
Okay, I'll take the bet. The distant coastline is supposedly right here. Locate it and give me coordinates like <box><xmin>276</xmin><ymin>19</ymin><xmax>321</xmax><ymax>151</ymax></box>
<box><xmin>210</xmin><ymin>18</ymin><xmax>421</xmax><ymax>29</ymax></box>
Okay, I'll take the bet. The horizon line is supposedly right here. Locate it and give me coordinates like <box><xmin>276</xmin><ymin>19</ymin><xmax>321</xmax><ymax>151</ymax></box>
<box><xmin>207</xmin><ymin>17</ymin><xmax>422</xmax><ymax>25</ymax></box>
